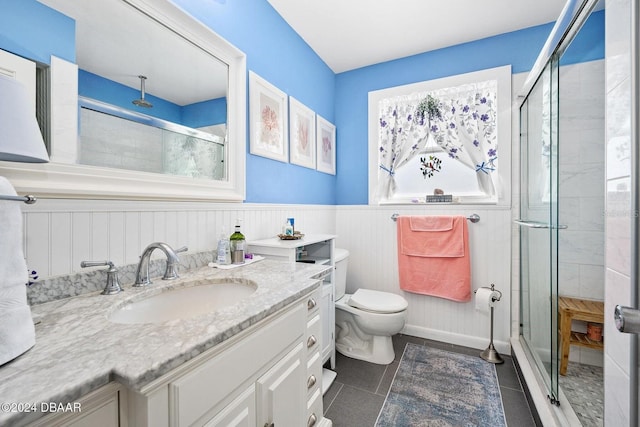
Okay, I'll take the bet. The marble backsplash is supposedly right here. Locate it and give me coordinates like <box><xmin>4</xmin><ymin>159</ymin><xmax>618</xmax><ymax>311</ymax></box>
<box><xmin>27</xmin><ymin>250</ymin><xmax>215</xmax><ymax>306</ymax></box>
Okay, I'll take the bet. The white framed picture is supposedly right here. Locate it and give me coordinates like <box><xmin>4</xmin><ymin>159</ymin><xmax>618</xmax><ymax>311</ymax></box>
<box><xmin>316</xmin><ymin>114</ymin><xmax>336</xmax><ymax>175</ymax></box>
<box><xmin>249</xmin><ymin>71</ymin><xmax>288</xmax><ymax>162</ymax></box>
<box><xmin>289</xmin><ymin>96</ymin><xmax>316</xmax><ymax>169</ymax></box>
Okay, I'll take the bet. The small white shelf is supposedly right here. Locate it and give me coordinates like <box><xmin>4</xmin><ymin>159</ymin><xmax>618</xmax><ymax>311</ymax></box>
<box><xmin>297</xmin><ymin>257</ymin><xmax>331</xmax><ymax>265</ymax></box>
<box><xmin>248</xmin><ymin>234</ymin><xmax>337</xmax><ymax>371</ymax></box>
<box><xmin>322</xmin><ymin>368</ymin><xmax>337</xmax><ymax>395</ymax></box>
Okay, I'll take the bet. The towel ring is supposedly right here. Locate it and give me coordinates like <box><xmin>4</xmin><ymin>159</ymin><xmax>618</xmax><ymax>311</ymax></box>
<box><xmin>391</xmin><ymin>213</ymin><xmax>480</xmax><ymax>223</ymax></box>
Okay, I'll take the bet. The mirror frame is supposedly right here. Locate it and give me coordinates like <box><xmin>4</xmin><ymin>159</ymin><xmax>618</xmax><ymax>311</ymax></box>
<box><xmin>0</xmin><ymin>0</ymin><xmax>246</xmax><ymax>201</ymax></box>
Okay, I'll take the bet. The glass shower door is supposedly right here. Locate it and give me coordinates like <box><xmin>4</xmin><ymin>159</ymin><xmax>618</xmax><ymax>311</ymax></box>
<box><xmin>518</xmin><ymin>60</ymin><xmax>560</xmax><ymax>401</ymax></box>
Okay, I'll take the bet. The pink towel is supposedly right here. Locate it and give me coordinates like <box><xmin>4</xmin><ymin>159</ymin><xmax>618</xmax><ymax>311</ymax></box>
<box><xmin>397</xmin><ymin>215</ymin><xmax>471</xmax><ymax>302</ymax></box>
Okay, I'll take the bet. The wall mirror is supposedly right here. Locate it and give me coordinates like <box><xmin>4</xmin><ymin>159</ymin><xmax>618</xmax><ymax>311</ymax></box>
<box><xmin>0</xmin><ymin>0</ymin><xmax>246</xmax><ymax>201</ymax></box>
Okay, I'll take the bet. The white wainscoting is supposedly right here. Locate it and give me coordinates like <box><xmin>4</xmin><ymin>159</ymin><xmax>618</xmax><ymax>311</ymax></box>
<box><xmin>335</xmin><ymin>205</ymin><xmax>512</xmax><ymax>353</ymax></box>
<box><xmin>21</xmin><ymin>200</ymin><xmax>336</xmax><ymax>279</ymax></box>
<box><xmin>21</xmin><ymin>200</ymin><xmax>511</xmax><ymax>352</ymax></box>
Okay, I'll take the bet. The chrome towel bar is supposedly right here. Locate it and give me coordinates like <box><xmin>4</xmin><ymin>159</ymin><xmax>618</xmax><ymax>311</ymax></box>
<box><xmin>391</xmin><ymin>213</ymin><xmax>480</xmax><ymax>223</ymax></box>
<box><xmin>0</xmin><ymin>194</ymin><xmax>38</xmax><ymax>204</ymax></box>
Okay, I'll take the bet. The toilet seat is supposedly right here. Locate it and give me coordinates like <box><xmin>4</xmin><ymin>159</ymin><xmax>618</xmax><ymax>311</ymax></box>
<box><xmin>347</xmin><ymin>289</ymin><xmax>408</xmax><ymax>314</ymax></box>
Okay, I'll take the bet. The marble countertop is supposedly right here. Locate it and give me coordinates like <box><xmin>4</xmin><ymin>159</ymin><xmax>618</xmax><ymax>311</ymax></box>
<box><xmin>0</xmin><ymin>259</ymin><xmax>330</xmax><ymax>425</ymax></box>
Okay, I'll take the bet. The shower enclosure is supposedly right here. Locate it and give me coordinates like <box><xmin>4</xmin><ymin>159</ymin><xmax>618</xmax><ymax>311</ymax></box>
<box><xmin>519</xmin><ymin>58</ymin><xmax>561</xmax><ymax>400</ymax></box>
<box><xmin>518</xmin><ymin>0</ymin><xmax>603</xmax><ymax>406</ymax></box>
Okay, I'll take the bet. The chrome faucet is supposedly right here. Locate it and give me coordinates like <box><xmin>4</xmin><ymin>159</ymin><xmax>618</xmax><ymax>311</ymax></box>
<box><xmin>133</xmin><ymin>242</ymin><xmax>188</xmax><ymax>287</ymax></box>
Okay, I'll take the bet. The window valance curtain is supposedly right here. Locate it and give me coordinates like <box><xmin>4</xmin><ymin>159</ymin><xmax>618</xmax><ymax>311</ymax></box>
<box><xmin>376</xmin><ymin>79</ymin><xmax>499</xmax><ymax>200</ymax></box>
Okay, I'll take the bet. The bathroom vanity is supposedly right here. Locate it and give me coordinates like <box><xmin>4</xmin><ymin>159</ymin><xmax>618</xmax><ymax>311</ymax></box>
<box><xmin>248</xmin><ymin>235</ymin><xmax>336</xmax><ymax>387</ymax></box>
<box><xmin>0</xmin><ymin>259</ymin><xmax>332</xmax><ymax>427</ymax></box>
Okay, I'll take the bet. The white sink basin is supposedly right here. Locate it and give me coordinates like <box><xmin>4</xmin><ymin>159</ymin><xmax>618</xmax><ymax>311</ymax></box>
<box><xmin>109</xmin><ymin>281</ymin><xmax>257</xmax><ymax>324</ymax></box>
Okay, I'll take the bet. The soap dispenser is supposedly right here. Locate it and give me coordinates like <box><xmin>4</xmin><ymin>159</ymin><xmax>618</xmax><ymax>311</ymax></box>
<box><xmin>229</xmin><ymin>219</ymin><xmax>245</xmax><ymax>264</ymax></box>
<box><xmin>216</xmin><ymin>226</ymin><xmax>230</xmax><ymax>265</ymax></box>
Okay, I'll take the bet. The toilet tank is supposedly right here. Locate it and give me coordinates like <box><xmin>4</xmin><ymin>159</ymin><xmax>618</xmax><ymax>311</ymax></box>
<box><xmin>334</xmin><ymin>248</ymin><xmax>349</xmax><ymax>299</ymax></box>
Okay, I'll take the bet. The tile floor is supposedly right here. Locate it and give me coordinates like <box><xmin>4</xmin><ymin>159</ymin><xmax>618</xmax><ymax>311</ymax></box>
<box><xmin>560</xmin><ymin>363</ymin><xmax>604</xmax><ymax>427</ymax></box>
<box><xmin>323</xmin><ymin>334</ymin><xmax>537</xmax><ymax>427</ymax></box>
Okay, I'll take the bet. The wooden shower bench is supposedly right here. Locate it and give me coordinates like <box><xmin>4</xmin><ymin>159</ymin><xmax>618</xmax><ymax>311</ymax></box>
<box><xmin>559</xmin><ymin>296</ymin><xmax>604</xmax><ymax>376</ymax></box>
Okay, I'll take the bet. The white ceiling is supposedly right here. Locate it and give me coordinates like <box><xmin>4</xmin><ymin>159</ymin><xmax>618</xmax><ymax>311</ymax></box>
<box><xmin>36</xmin><ymin>0</ymin><xmax>573</xmax><ymax>103</ymax></box>
<box><xmin>267</xmin><ymin>0</ymin><xmax>568</xmax><ymax>73</ymax></box>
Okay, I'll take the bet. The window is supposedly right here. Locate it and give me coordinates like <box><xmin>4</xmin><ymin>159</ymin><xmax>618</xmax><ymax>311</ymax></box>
<box><xmin>368</xmin><ymin>65</ymin><xmax>511</xmax><ymax>205</ymax></box>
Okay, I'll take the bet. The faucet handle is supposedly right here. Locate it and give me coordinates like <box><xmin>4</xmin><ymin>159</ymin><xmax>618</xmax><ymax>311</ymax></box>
<box><xmin>80</xmin><ymin>260</ymin><xmax>123</xmax><ymax>295</ymax></box>
<box><xmin>174</xmin><ymin>245</ymin><xmax>188</xmax><ymax>254</ymax></box>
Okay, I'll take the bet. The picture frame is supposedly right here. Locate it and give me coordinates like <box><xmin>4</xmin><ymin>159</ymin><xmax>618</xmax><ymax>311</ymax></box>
<box><xmin>316</xmin><ymin>114</ymin><xmax>336</xmax><ymax>175</ymax></box>
<box><xmin>289</xmin><ymin>96</ymin><xmax>316</xmax><ymax>169</ymax></box>
<box><xmin>249</xmin><ymin>71</ymin><xmax>289</xmax><ymax>163</ymax></box>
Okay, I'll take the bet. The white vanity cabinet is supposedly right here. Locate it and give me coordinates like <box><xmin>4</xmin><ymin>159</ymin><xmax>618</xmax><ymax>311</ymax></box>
<box><xmin>125</xmin><ymin>287</ymin><xmax>331</xmax><ymax>427</ymax></box>
<box><xmin>27</xmin><ymin>383</ymin><xmax>126</xmax><ymax>427</ymax></box>
<box><xmin>248</xmin><ymin>235</ymin><xmax>336</xmax><ymax>373</ymax></box>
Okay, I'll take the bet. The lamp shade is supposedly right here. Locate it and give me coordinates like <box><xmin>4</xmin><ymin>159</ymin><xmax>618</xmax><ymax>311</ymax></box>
<box><xmin>0</xmin><ymin>74</ymin><xmax>49</xmax><ymax>163</ymax></box>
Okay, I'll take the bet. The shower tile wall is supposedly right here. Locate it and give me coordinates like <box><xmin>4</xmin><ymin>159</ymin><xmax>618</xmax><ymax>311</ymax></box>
<box><xmin>80</xmin><ymin>109</ymin><xmax>163</xmax><ymax>173</ymax></box>
<box><xmin>558</xmin><ymin>60</ymin><xmax>605</xmax><ymax>367</ymax></box>
<box><xmin>604</xmin><ymin>0</ymin><xmax>634</xmax><ymax>424</ymax></box>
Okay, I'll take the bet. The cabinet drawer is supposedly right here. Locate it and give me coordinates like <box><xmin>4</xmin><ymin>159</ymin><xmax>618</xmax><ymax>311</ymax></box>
<box><xmin>306</xmin><ymin>288</ymin><xmax>321</xmax><ymax>317</ymax></box>
<box><xmin>306</xmin><ymin>351</ymin><xmax>322</xmax><ymax>397</ymax></box>
<box><xmin>169</xmin><ymin>303</ymin><xmax>305</xmax><ymax>426</ymax></box>
<box><xmin>306</xmin><ymin>388</ymin><xmax>322</xmax><ymax>427</ymax></box>
<box><xmin>306</xmin><ymin>314</ymin><xmax>321</xmax><ymax>354</ymax></box>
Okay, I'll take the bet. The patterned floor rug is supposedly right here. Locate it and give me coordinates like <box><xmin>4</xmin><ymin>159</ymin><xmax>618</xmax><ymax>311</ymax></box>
<box><xmin>376</xmin><ymin>343</ymin><xmax>506</xmax><ymax>426</ymax></box>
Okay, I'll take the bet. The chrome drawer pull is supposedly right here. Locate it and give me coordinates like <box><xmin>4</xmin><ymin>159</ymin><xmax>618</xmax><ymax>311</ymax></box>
<box><xmin>307</xmin><ymin>298</ymin><xmax>317</xmax><ymax>310</ymax></box>
<box><xmin>307</xmin><ymin>374</ymin><xmax>317</xmax><ymax>389</ymax></box>
<box><xmin>307</xmin><ymin>335</ymin><xmax>317</xmax><ymax>348</ymax></box>
<box><xmin>307</xmin><ymin>413</ymin><xmax>317</xmax><ymax>427</ymax></box>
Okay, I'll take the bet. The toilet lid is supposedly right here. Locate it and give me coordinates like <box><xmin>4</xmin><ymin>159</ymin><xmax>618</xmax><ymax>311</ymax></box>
<box><xmin>347</xmin><ymin>289</ymin><xmax>408</xmax><ymax>314</ymax></box>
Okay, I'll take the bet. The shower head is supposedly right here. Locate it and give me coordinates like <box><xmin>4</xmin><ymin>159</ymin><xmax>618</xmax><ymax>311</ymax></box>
<box><xmin>133</xmin><ymin>98</ymin><xmax>152</xmax><ymax>108</ymax></box>
<box><xmin>132</xmin><ymin>75</ymin><xmax>153</xmax><ymax>108</ymax></box>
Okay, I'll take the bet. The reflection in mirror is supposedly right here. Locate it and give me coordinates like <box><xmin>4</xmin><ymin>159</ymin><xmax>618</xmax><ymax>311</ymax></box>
<box><xmin>79</xmin><ymin>98</ymin><xmax>225</xmax><ymax>180</ymax></box>
<box><xmin>41</xmin><ymin>0</ymin><xmax>229</xmax><ymax>181</ymax></box>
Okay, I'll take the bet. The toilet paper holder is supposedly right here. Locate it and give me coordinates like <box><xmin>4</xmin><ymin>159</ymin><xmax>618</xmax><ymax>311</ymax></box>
<box><xmin>475</xmin><ymin>283</ymin><xmax>504</xmax><ymax>364</ymax></box>
<box><xmin>474</xmin><ymin>283</ymin><xmax>502</xmax><ymax>304</ymax></box>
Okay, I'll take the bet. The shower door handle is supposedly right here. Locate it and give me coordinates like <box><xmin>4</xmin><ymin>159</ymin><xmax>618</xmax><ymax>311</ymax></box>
<box><xmin>514</xmin><ymin>219</ymin><xmax>568</xmax><ymax>229</ymax></box>
<box><xmin>615</xmin><ymin>305</ymin><xmax>640</xmax><ymax>334</ymax></box>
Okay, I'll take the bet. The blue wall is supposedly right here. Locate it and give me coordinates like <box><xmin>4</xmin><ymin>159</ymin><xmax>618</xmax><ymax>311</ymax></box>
<box><xmin>79</xmin><ymin>70</ymin><xmax>227</xmax><ymax>127</ymax></box>
<box><xmin>333</xmin><ymin>10</ymin><xmax>604</xmax><ymax>205</ymax></box>
<box><xmin>1</xmin><ymin>1</ymin><xmax>604</xmax><ymax>206</ymax></box>
<box><xmin>183</xmin><ymin>98</ymin><xmax>227</xmax><ymax>128</ymax></box>
<box><xmin>0</xmin><ymin>0</ymin><xmax>75</xmax><ymax>65</ymax></box>
<box><xmin>561</xmin><ymin>10</ymin><xmax>605</xmax><ymax>66</ymax></box>
<box><xmin>173</xmin><ymin>0</ymin><xmax>337</xmax><ymax>204</ymax></box>
<box><xmin>79</xmin><ymin>70</ymin><xmax>181</xmax><ymax>123</ymax></box>
<box><xmin>333</xmin><ymin>24</ymin><xmax>552</xmax><ymax>205</ymax></box>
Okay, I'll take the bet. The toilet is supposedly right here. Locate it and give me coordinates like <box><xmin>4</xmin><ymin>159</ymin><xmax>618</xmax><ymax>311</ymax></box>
<box><xmin>334</xmin><ymin>248</ymin><xmax>408</xmax><ymax>364</ymax></box>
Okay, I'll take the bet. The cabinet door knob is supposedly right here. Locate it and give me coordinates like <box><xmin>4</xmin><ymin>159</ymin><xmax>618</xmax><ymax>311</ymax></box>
<box><xmin>307</xmin><ymin>298</ymin><xmax>317</xmax><ymax>310</ymax></box>
<box><xmin>307</xmin><ymin>413</ymin><xmax>317</xmax><ymax>427</ymax></box>
<box><xmin>307</xmin><ymin>335</ymin><xmax>317</xmax><ymax>348</ymax></box>
<box><xmin>307</xmin><ymin>374</ymin><xmax>317</xmax><ymax>389</ymax></box>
